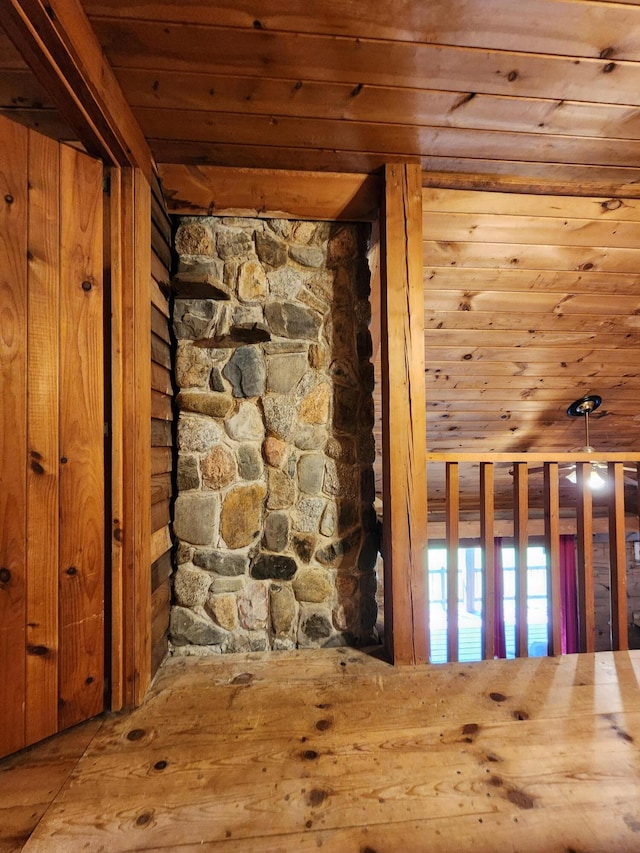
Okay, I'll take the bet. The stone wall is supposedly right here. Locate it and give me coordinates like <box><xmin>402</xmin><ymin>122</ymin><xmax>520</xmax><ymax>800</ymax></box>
<box><xmin>170</xmin><ymin>216</ymin><xmax>379</xmax><ymax>654</ymax></box>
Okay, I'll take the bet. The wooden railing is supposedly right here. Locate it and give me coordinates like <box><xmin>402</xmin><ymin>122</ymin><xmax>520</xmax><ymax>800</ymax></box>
<box><xmin>424</xmin><ymin>452</ymin><xmax>640</xmax><ymax>662</ymax></box>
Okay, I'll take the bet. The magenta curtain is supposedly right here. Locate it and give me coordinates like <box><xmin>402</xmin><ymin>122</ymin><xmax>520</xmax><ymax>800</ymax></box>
<box><xmin>493</xmin><ymin>537</ymin><xmax>507</xmax><ymax>658</ymax></box>
<box><xmin>559</xmin><ymin>535</ymin><xmax>579</xmax><ymax>654</ymax></box>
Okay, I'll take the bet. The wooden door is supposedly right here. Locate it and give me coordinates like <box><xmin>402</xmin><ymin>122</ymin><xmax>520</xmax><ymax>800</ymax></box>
<box><xmin>0</xmin><ymin>115</ymin><xmax>104</xmax><ymax>758</ymax></box>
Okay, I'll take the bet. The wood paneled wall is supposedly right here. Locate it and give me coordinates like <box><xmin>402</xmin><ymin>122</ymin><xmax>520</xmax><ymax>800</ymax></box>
<box><xmin>149</xmin><ymin>177</ymin><xmax>173</xmax><ymax>678</ymax></box>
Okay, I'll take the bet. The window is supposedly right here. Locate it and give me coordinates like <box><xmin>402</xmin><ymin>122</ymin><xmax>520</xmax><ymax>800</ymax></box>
<box><xmin>428</xmin><ymin>544</ymin><xmax>549</xmax><ymax>663</ymax></box>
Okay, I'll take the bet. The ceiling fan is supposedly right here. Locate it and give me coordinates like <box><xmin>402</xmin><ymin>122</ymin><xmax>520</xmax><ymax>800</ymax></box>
<box><xmin>530</xmin><ymin>395</ymin><xmax>638</xmax><ymax>488</ymax></box>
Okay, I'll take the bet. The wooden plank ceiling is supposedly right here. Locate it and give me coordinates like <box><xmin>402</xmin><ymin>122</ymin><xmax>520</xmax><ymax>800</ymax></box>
<box><xmin>3</xmin><ymin>0</ymin><xmax>640</xmax><ymax>514</ymax></box>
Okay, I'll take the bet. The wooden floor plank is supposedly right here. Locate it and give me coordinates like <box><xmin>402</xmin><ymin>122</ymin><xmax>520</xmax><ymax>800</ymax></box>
<box><xmin>4</xmin><ymin>649</ymin><xmax>640</xmax><ymax>853</ymax></box>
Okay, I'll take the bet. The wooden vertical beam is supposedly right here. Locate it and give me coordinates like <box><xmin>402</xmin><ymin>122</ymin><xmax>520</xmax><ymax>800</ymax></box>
<box><xmin>0</xmin><ymin>115</ymin><xmax>28</xmax><ymax>757</ymax></box>
<box><xmin>25</xmin><ymin>130</ymin><xmax>60</xmax><ymax>744</ymax></box>
<box><xmin>513</xmin><ymin>462</ymin><xmax>529</xmax><ymax>658</ymax></box>
<box><xmin>380</xmin><ymin>162</ymin><xmax>428</xmax><ymax>666</ymax></box>
<box><xmin>544</xmin><ymin>462</ymin><xmax>562</xmax><ymax>656</ymax></box>
<box><xmin>120</xmin><ymin>169</ymin><xmax>152</xmax><ymax>705</ymax></box>
<box><xmin>480</xmin><ymin>462</ymin><xmax>495</xmax><ymax>660</ymax></box>
<box><xmin>446</xmin><ymin>462</ymin><xmax>459</xmax><ymax>663</ymax></box>
<box><xmin>608</xmin><ymin>462</ymin><xmax>628</xmax><ymax>651</ymax></box>
<box><xmin>576</xmin><ymin>462</ymin><xmax>595</xmax><ymax>652</ymax></box>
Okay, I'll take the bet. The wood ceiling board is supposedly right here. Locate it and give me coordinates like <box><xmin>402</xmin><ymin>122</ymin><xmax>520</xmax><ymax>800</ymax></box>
<box><xmin>423</xmin><ymin>268</ymin><xmax>640</xmax><ymax>296</ymax></box>
<box><xmin>425</xmin><ymin>312</ymin><xmax>640</xmax><ymax>335</ymax></box>
<box><xmin>424</xmin><ymin>212</ymin><xmax>640</xmax><ymax>249</ymax></box>
<box><xmin>86</xmin><ymin>19</ymin><xmax>640</xmax><ymax>107</ymax></box>
<box><xmin>424</xmin><ymin>291</ymin><xmax>640</xmax><ymax>316</ymax></box>
<box><xmin>424</xmin><ymin>242</ymin><xmax>640</xmax><ymax>272</ymax></box>
<box><xmin>82</xmin><ymin>1</ymin><xmax>640</xmax><ymax>63</ymax></box>
<box><xmin>423</xmin><ymin>190</ymin><xmax>640</xmax><ymax>220</ymax></box>
<box><xmin>421</xmin><ymin>161</ymin><xmax>640</xmax><ymax>191</ymax></box>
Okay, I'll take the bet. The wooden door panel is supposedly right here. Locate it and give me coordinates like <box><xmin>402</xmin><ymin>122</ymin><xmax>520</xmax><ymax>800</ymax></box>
<box><xmin>0</xmin><ymin>114</ymin><xmax>104</xmax><ymax>758</ymax></box>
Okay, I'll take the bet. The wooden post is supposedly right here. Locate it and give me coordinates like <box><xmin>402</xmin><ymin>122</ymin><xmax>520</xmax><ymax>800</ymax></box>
<box><xmin>380</xmin><ymin>163</ymin><xmax>429</xmax><ymax>666</ymax></box>
<box><xmin>544</xmin><ymin>462</ymin><xmax>562</xmax><ymax>655</ymax></box>
<box><xmin>513</xmin><ymin>462</ymin><xmax>529</xmax><ymax>658</ymax></box>
<box><xmin>608</xmin><ymin>462</ymin><xmax>628</xmax><ymax>651</ymax></box>
<box><xmin>576</xmin><ymin>462</ymin><xmax>595</xmax><ymax>652</ymax></box>
<box><xmin>480</xmin><ymin>462</ymin><xmax>496</xmax><ymax>660</ymax></box>
<box><xmin>446</xmin><ymin>462</ymin><xmax>459</xmax><ymax>663</ymax></box>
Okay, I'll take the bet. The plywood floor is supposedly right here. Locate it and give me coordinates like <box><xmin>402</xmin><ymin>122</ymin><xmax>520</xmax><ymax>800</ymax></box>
<box><xmin>3</xmin><ymin>647</ymin><xmax>640</xmax><ymax>852</ymax></box>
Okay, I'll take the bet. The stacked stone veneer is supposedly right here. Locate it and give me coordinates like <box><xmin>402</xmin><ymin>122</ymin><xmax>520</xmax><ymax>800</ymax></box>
<box><xmin>170</xmin><ymin>216</ymin><xmax>379</xmax><ymax>654</ymax></box>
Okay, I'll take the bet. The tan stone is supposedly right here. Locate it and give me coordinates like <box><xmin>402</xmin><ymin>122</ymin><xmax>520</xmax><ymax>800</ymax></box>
<box><xmin>237</xmin><ymin>259</ymin><xmax>267</xmax><ymax>302</ymax></box>
<box><xmin>175</xmin><ymin>222</ymin><xmax>214</xmax><ymax>256</ymax></box>
<box><xmin>207</xmin><ymin>593</ymin><xmax>238</xmax><ymax>631</ymax></box>
<box><xmin>238</xmin><ymin>580</ymin><xmax>269</xmax><ymax>630</ymax></box>
<box><xmin>266</xmin><ymin>468</ymin><xmax>295</xmax><ymax>509</ymax></box>
<box><xmin>270</xmin><ymin>583</ymin><xmax>297</xmax><ymax>638</ymax></box>
<box><xmin>201</xmin><ymin>445</ymin><xmax>236</xmax><ymax>490</ymax></box>
<box><xmin>299</xmin><ymin>382</ymin><xmax>331</xmax><ymax>424</ymax></box>
<box><xmin>177</xmin><ymin>391</ymin><xmax>234</xmax><ymax>419</ymax></box>
<box><xmin>293</xmin><ymin>568</ymin><xmax>333</xmax><ymax>604</ymax></box>
<box><xmin>220</xmin><ymin>483</ymin><xmax>267</xmax><ymax>548</ymax></box>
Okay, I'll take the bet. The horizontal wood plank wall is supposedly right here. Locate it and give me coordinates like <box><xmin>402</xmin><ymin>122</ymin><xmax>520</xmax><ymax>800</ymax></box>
<box><xmin>150</xmin><ymin>174</ymin><xmax>172</xmax><ymax>679</ymax></box>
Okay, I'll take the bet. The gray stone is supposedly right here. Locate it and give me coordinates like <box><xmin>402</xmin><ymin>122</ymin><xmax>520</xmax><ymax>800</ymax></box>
<box><xmin>177</xmin><ymin>454</ymin><xmax>200</xmax><ymax>491</ymax></box>
<box><xmin>175</xmin><ymin>542</ymin><xmax>193</xmax><ymax>565</ymax></box>
<box><xmin>269</xmin><ymin>583</ymin><xmax>297</xmax><ymax>638</ymax></box>
<box><xmin>266</xmin><ymin>353</ymin><xmax>308</xmax><ymax>394</ymax></box>
<box><xmin>201</xmin><ymin>445</ymin><xmax>236</xmax><ymax>490</ymax></box>
<box><xmin>334</xmin><ymin>386</ymin><xmax>360</xmax><ymax>433</ymax></box>
<box><xmin>251</xmin><ymin>554</ymin><xmax>298</xmax><ymax>581</ymax></box>
<box><xmin>209</xmin><ymin>575</ymin><xmax>245</xmax><ymax>594</ymax></box>
<box><xmin>263</xmin><ymin>512</ymin><xmax>289</xmax><ymax>552</ymax></box>
<box><xmin>174</xmin><ymin>222</ymin><xmax>214</xmax><ymax>257</ymax></box>
<box><xmin>209</xmin><ymin>367</ymin><xmax>226</xmax><ymax>392</ymax></box>
<box><xmin>325</xmin><ymin>436</ymin><xmax>357</xmax><ymax>463</ymax></box>
<box><xmin>220</xmin><ymin>483</ymin><xmax>266</xmax><ymax>549</ymax></box>
<box><xmin>175</xmin><ymin>341</ymin><xmax>212</xmax><ymax>388</ymax></box>
<box><xmin>305</xmin><ymin>270</ymin><xmax>334</xmax><ymax>304</ymax></box>
<box><xmin>176</xmin><ymin>256</ymin><xmax>223</xmax><ymax>282</ymax></box>
<box><xmin>226</xmin><ymin>631</ymin><xmax>269</xmax><ymax>653</ymax></box>
<box><xmin>177</xmin><ymin>391</ymin><xmax>234</xmax><ymax>419</ymax></box>
<box><xmin>266</xmin><ymin>266</ymin><xmax>302</xmax><ymax>300</ymax></box>
<box><xmin>216</xmin><ymin>228</ymin><xmax>254</xmax><ymax>260</ymax></box>
<box><xmin>173</xmin><ymin>565</ymin><xmax>213</xmax><ymax>607</ymax></box>
<box><xmin>292</xmin><ymin>534</ymin><xmax>316</xmax><ymax>564</ymax></box>
<box><xmin>289</xmin><ymin>244</ymin><xmax>325</xmax><ymax>268</ymax></box>
<box><xmin>238</xmin><ymin>580</ymin><xmax>269</xmax><ymax>630</ymax></box>
<box><xmin>170</xmin><ymin>606</ymin><xmax>227</xmax><ymax>647</ymax></box>
<box><xmin>237</xmin><ymin>259</ymin><xmax>267</xmax><ymax>302</ymax></box>
<box><xmin>225</xmin><ymin>402</ymin><xmax>265</xmax><ymax>442</ymax></box>
<box><xmin>267</xmin><ymin>219</ymin><xmax>292</xmax><ymax>239</ymax></box>
<box><xmin>315</xmin><ymin>530</ymin><xmax>361</xmax><ymax>568</ymax></box>
<box><xmin>320</xmin><ymin>501</ymin><xmax>338</xmax><ymax>537</ymax></box>
<box><xmin>232</xmin><ymin>304</ymin><xmax>264</xmax><ymax>328</ymax></box>
<box><xmin>266</xmin><ymin>468</ymin><xmax>296</xmax><ymax>509</ymax></box>
<box><xmin>256</xmin><ymin>231</ymin><xmax>287</xmax><ymax>268</ymax></box>
<box><xmin>298</xmin><ymin>608</ymin><xmax>333</xmax><ymax>645</ymax></box>
<box><xmin>174</xmin><ymin>493</ymin><xmax>219</xmax><ymax>546</ymax></box>
<box><xmin>293</xmin><ymin>568</ymin><xmax>333</xmax><ymax>604</ymax></box>
<box><xmin>178</xmin><ymin>414</ymin><xmax>223</xmax><ymax>453</ymax></box>
<box><xmin>292</xmin><ymin>497</ymin><xmax>325</xmax><ymax>533</ymax></box>
<box><xmin>263</xmin><ymin>394</ymin><xmax>297</xmax><ymax>441</ymax></box>
<box><xmin>263</xmin><ymin>341</ymin><xmax>308</xmax><ymax>355</ymax></box>
<box><xmin>193</xmin><ymin>549</ymin><xmax>248</xmax><ymax>576</ymax></box>
<box><xmin>294</xmin><ymin>424</ymin><xmax>327</xmax><ymax>451</ymax></box>
<box><xmin>237</xmin><ymin>443</ymin><xmax>263</xmax><ymax>480</ymax></box>
<box><xmin>223</xmin><ymin>346</ymin><xmax>265</xmax><ymax>398</ymax></box>
<box><xmin>266</xmin><ymin>302</ymin><xmax>321</xmax><ymax>341</ymax></box>
<box><xmin>297</xmin><ymin>453</ymin><xmax>325</xmax><ymax>495</ymax></box>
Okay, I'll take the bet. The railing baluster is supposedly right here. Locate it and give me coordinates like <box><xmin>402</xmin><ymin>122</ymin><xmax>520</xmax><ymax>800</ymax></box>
<box><xmin>576</xmin><ymin>462</ymin><xmax>595</xmax><ymax>652</ymax></box>
<box><xmin>544</xmin><ymin>462</ymin><xmax>562</xmax><ymax>655</ymax></box>
<box><xmin>513</xmin><ymin>462</ymin><xmax>529</xmax><ymax>658</ymax></box>
<box><xmin>446</xmin><ymin>461</ymin><xmax>459</xmax><ymax>663</ymax></box>
<box><xmin>608</xmin><ymin>461</ymin><xmax>628</xmax><ymax>651</ymax></box>
<box><xmin>480</xmin><ymin>462</ymin><xmax>495</xmax><ymax>660</ymax></box>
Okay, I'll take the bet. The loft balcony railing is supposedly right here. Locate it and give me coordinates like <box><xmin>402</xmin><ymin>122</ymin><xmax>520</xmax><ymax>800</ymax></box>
<box><xmin>424</xmin><ymin>452</ymin><xmax>640</xmax><ymax>663</ymax></box>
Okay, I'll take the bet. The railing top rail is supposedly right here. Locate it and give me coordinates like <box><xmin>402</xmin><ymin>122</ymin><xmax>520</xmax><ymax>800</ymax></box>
<box><xmin>426</xmin><ymin>452</ymin><xmax>640</xmax><ymax>463</ymax></box>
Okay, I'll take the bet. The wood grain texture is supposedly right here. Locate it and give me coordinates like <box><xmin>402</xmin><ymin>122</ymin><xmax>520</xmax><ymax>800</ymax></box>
<box><xmin>58</xmin><ymin>143</ymin><xmax>104</xmax><ymax>730</ymax></box>
<box><xmin>543</xmin><ymin>463</ymin><xmax>561</xmax><ymax>656</ymax></box>
<box><xmin>445</xmin><ymin>462</ymin><xmax>460</xmax><ymax>663</ymax></box>
<box><xmin>8</xmin><ymin>648</ymin><xmax>640</xmax><ymax>853</ymax></box>
<box><xmin>25</xmin><ymin>129</ymin><xmax>60</xmax><ymax>745</ymax></box>
<box><xmin>0</xmin><ymin>114</ymin><xmax>28</xmax><ymax>758</ymax></box>
<box><xmin>479</xmin><ymin>462</ymin><xmax>495</xmax><ymax>660</ymax></box>
<box><xmin>380</xmin><ymin>163</ymin><xmax>429</xmax><ymax>665</ymax></box>
<box><xmin>513</xmin><ymin>463</ymin><xmax>529</xmax><ymax>659</ymax></box>
<box><xmin>608</xmin><ymin>462</ymin><xmax>629</xmax><ymax>651</ymax></box>
<box><xmin>576</xmin><ymin>463</ymin><xmax>596</xmax><ymax>652</ymax></box>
